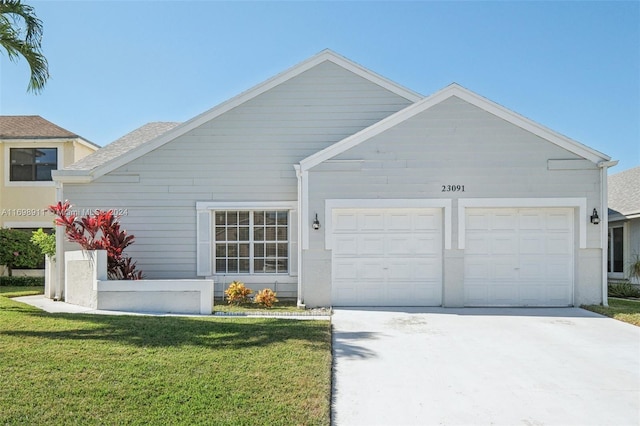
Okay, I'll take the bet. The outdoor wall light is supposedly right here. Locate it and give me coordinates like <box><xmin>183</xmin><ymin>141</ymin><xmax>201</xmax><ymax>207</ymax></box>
<box><xmin>590</xmin><ymin>208</ymin><xmax>600</xmax><ymax>225</ymax></box>
<box><xmin>312</xmin><ymin>213</ymin><xmax>321</xmax><ymax>230</ymax></box>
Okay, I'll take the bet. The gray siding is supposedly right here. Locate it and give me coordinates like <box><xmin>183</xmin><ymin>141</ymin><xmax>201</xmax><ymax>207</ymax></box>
<box><xmin>304</xmin><ymin>96</ymin><xmax>603</xmax><ymax>306</ymax></box>
<box><xmin>63</xmin><ymin>60</ymin><xmax>414</xmax><ymax>291</ymax></box>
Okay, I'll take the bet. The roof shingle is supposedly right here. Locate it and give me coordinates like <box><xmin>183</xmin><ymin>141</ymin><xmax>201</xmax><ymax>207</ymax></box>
<box><xmin>608</xmin><ymin>166</ymin><xmax>640</xmax><ymax>218</ymax></box>
<box><xmin>0</xmin><ymin>115</ymin><xmax>79</xmax><ymax>139</ymax></box>
<box><xmin>66</xmin><ymin>122</ymin><xmax>181</xmax><ymax>171</ymax></box>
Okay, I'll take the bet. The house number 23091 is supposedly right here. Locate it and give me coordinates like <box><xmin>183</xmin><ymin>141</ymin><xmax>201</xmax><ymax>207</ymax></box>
<box><xmin>441</xmin><ymin>185</ymin><xmax>465</xmax><ymax>192</ymax></box>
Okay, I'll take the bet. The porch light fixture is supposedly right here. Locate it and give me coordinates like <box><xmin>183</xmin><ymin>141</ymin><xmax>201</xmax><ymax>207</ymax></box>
<box><xmin>312</xmin><ymin>213</ymin><xmax>321</xmax><ymax>230</ymax></box>
<box><xmin>590</xmin><ymin>208</ymin><xmax>600</xmax><ymax>225</ymax></box>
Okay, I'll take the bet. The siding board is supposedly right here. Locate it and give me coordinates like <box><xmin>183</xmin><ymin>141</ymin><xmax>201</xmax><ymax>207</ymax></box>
<box><xmin>64</xmin><ymin>59</ymin><xmax>414</xmax><ymax>281</ymax></box>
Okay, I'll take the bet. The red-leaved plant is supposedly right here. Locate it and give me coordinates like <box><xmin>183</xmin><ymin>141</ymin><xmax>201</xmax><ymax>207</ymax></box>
<box><xmin>49</xmin><ymin>201</ymin><xmax>143</xmax><ymax>280</ymax></box>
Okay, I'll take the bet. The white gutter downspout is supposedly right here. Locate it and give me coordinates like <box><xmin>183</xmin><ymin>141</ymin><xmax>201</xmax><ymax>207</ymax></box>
<box><xmin>598</xmin><ymin>160</ymin><xmax>618</xmax><ymax>307</ymax></box>
<box><xmin>294</xmin><ymin>165</ymin><xmax>304</xmax><ymax>308</ymax></box>
<box><xmin>54</xmin><ymin>181</ymin><xmax>64</xmax><ymax>301</ymax></box>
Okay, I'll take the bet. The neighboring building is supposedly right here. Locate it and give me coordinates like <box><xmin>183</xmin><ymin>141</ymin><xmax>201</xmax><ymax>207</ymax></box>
<box><xmin>608</xmin><ymin>166</ymin><xmax>640</xmax><ymax>282</ymax></box>
<box><xmin>0</xmin><ymin>116</ymin><xmax>99</xmax><ymax>274</ymax></box>
<box><xmin>53</xmin><ymin>50</ymin><xmax>615</xmax><ymax>307</ymax></box>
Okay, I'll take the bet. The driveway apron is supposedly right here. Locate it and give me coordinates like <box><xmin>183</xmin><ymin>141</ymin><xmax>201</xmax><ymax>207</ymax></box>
<box><xmin>331</xmin><ymin>307</ymin><xmax>640</xmax><ymax>426</ymax></box>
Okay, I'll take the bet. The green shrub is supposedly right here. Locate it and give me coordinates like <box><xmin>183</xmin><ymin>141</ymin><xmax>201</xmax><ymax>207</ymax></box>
<box><xmin>31</xmin><ymin>228</ymin><xmax>56</xmax><ymax>258</ymax></box>
<box><xmin>0</xmin><ymin>276</ymin><xmax>45</xmax><ymax>286</ymax></box>
<box><xmin>0</xmin><ymin>228</ymin><xmax>43</xmax><ymax>275</ymax></box>
<box><xmin>254</xmin><ymin>288</ymin><xmax>279</xmax><ymax>308</ymax></box>
<box><xmin>608</xmin><ymin>282</ymin><xmax>640</xmax><ymax>298</ymax></box>
<box><xmin>224</xmin><ymin>281</ymin><xmax>253</xmax><ymax>305</ymax></box>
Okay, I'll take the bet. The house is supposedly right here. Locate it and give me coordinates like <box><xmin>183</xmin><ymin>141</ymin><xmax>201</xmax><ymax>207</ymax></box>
<box><xmin>0</xmin><ymin>115</ymin><xmax>99</xmax><ymax>275</ymax></box>
<box><xmin>608</xmin><ymin>166</ymin><xmax>640</xmax><ymax>283</ymax></box>
<box><xmin>53</xmin><ymin>50</ymin><xmax>615</xmax><ymax>307</ymax></box>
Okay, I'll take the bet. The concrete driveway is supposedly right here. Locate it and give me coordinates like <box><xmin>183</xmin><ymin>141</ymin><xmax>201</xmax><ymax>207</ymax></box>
<box><xmin>332</xmin><ymin>308</ymin><xmax>640</xmax><ymax>426</ymax></box>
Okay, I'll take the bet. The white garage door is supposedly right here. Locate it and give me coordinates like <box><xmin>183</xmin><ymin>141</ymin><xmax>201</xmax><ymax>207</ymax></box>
<box><xmin>331</xmin><ymin>208</ymin><xmax>442</xmax><ymax>306</ymax></box>
<box><xmin>464</xmin><ymin>208</ymin><xmax>574</xmax><ymax>307</ymax></box>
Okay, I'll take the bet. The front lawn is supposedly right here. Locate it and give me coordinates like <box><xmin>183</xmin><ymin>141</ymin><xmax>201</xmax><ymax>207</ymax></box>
<box><xmin>0</xmin><ymin>285</ymin><xmax>44</xmax><ymax>297</ymax></box>
<box><xmin>582</xmin><ymin>298</ymin><xmax>640</xmax><ymax>327</ymax></box>
<box><xmin>0</xmin><ymin>293</ymin><xmax>331</xmax><ymax>425</ymax></box>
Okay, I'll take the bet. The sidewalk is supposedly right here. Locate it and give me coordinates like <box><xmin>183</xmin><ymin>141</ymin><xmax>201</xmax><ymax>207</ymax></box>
<box><xmin>13</xmin><ymin>295</ymin><xmax>330</xmax><ymax>320</ymax></box>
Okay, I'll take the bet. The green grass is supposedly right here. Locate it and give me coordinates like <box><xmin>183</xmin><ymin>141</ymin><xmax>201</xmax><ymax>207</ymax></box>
<box><xmin>0</xmin><ymin>292</ymin><xmax>331</xmax><ymax>425</ymax></box>
<box><xmin>582</xmin><ymin>298</ymin><xmax>640</xmax><ymax>327</ymax></box>
<box><xmin>0</xmin><ymin>285</ymin><xmax>44</xmax><ymax>297</ymax></box>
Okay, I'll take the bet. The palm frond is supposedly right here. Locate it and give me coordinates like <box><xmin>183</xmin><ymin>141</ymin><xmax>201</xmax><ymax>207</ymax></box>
<box><xmin>0</xmin><ymin>0</ymin><xmax>48</xmax><ymax>93</ymax></box>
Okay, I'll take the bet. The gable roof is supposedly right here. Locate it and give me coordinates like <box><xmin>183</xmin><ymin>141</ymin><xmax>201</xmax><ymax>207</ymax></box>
<box><xmin>300</xmin><ymin>83</ymin><xmax>610</xmax><ymax>171</ymax></box>
<box><xmin>608</xmin><ymin>166</ymin><xmax>640</xmax><ymax>220</ymax></box>
<box><xmin>66</xmin><ymin>121</ymin><xmax>181</xmax><ymax>171</ymax></box>
<box><xmin>53</xmin><ymin>49</ymin><xmax>422</xmax><ymax>183</ymax></box>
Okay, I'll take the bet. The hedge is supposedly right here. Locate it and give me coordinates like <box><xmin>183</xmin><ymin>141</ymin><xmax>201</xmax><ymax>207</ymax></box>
<box><xmin>0</xmin><ymin>276</ymin><xmax>45</xmax><ymax>286</ymax></box>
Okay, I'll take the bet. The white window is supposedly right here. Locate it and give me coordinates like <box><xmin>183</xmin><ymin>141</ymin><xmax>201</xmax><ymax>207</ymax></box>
<box><xmin>214</xmin><ymin>210</ymin><xmax>289</xmax><ymax>274</ymax></box>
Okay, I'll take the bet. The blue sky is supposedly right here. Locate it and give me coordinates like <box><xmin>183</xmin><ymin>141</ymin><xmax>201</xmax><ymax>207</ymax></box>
<box><xmin>1</xmin><ymin>1</ymin><xmax>638</xmax><ymax>172</ymax></box>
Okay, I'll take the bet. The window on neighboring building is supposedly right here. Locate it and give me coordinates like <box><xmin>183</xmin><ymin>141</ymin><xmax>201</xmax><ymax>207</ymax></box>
<box><xmin>10</xmin><ymin>148</ymin><xmax>57</xmax><ymax>181</ymax></box>
<box><xmin>608</xmin><ymin>226</ymin><xmax>624</xmax><ymax>274</ymax></box>
<box><xmin>214</xmin><ymin>210</ymin><xmax>288</xmax><ymax>274</ymax></box>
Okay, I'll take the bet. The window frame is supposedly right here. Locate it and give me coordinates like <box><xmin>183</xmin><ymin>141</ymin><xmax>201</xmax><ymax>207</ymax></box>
<box><xmin>214</xmin><ymin>210</ymin><xmax>289</xmax><ymax>275</ymax></box>
<box><xmin>196</xmin><ymin>201</ymin><xmax>297</xmax><ymax>277</ymax></box>
<box><xmin>9</xmin><ymin>147</ymin><xmax>58</xmax><ymax>182</ymax></box>
<box><xmin>4</xmin><ymin>144</ymin><xmax>63</xmax><ymax>187</ymax></box>
<box><xmin>607</xmin><ymin>223</ymin><xmax>628</xmax><ymax>279</ymax></box>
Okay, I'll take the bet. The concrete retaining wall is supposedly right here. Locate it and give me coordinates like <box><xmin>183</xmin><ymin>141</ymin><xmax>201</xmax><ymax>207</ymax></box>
<box><xmin>64</xmin><ymin>250</ymin><xmax>213</xmax><ymax>314</ymax></box>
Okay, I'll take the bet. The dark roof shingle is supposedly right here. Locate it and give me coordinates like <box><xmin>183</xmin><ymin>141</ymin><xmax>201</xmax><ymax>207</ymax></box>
<box><xmin>0</xmin><ymin>115</ymin><xmax>79</xmax><ymax>139</ymax></box>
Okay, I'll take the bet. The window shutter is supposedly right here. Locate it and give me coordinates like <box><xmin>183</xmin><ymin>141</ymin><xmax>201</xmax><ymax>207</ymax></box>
<box><xmin>196</xmin><ymin>210</ymin><xmax>212</xmax><ymax>276</ymax></box>
<box><xmin>289</xmin><ymin>209</ymin><xmax>298</xmax><ymax>276</ymax></box>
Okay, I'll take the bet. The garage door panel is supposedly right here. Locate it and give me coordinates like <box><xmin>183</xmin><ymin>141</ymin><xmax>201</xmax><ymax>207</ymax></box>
<box><xmin>388</xmin><ymin>236</ymin><xmax>414</xmax><ymax>255</ymax></box>
<box><xmin>466</xmin><ymin>212</ymin><xmax>489</xmax><ymax>229</ymax></box>
<box><xmin>489</xmin><ymin>285</ymin><xmax>520</xmax><ymax>305</ymax></box>
<box><xmin>547</xmin><ymin>212</ymin><xmax>572</xmax><ymax>229</ymax></box>
<box><xmin>360</xmin><ymin>213</ymin><xmax>385</xmax><ymax>231</ymax></box>
<box><xmin>359</xmin><ymin>235</ymin><xmax>385</xmax><ymax>256</ymax></box>
<box><xmin>415</xmin><ymin>234</ymin><xmax>442</xmax><ymax>253</ymax></box>
<box><xmin>334</xmin><ymin>236</ymin><xmax>358</xmax><ymax>256</ymax></box>
<box><xmin>519</xmin><ymin>285</ymin><xmax>546</xmax><ymax>305</ymax></box>
<box><xmin>332</xmin><ymin>208</ymin><xmax>442</xmax><ymax>306</ymax></box>
<box><xmin>414</xmin><ymin>212</ymin><xmax>440</xmax><ymax>230</ymax></box>
<box><xmin>465</xmin><ymin>285</ymin><xmax>489</xmax><ymax>305</ymax></box>
<box><xmin>334</xmin><ymin>260</ymin><xmax>358</xmax><ymax>280</ymax></box>
<box><xmin>466</xmin><ymin>235</ymin><xmax>489</xmax><ymax>253</ymax></box>
<box><xmin>357</xmin><ymin>260</ymin><xmax>385</xmax><ymax>280</ymax></box>
<box><xmin>546</xmin><ymin>285</ymin><xmax>571</xmax><ymax>304</ymax></box>
<box><xmin>334</xmin><ymin>213</ymin><xmax>358</xmax><ymax>232</ymax></box>
<box><xmin>491</xmin><ymin>235</ymin><xmax>518</xmax><ymax>254</ymax></box>
<box><xmin>413</xmin><ymin>258</ymin><xmax>441</xmax><ymax>278</ymax></box>
<box><xmin>493</xmin><ymin>260</ymin><xmax>519</xmax><ymax>280</ymax></box>
<box><xmin>464</xmin><ymin>207</ymin><xmax>574</xmax><ymax>307</ymax></box>
<box><xmin>491</xmin><ymin>211</ymin><xmax>518</xmax><ymax>229</ymax></box>
<box><xmin>520</xmin><ymin>234</ymin><xmax>545</xmax><ymax>254</ymax></box>
<box><xmin>387</xmin><ymin>213</ymin><xmax>412</xmax><ymax>231</ymax></box>
<box><xmin>546</xmin><ymin>235</ymin><xmax>572</xmax><ymax>254</ymax></box>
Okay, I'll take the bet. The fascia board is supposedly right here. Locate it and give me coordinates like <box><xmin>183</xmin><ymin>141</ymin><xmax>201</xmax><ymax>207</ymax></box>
<box><xmin>321</xmin><ymin>50</ymin><xmax>423</xmax><ymax>102</ymax></box>
<box><xmin>301</xmin><ymin>83</ymin><xmax>611</xmax><ymax>171</ymax></box>
<box><xmin>51</xmin><ymin>170</ymin><xmax>93</xmax><ymax>183</ymax></box>
<box><xmin>87</xmin><ymin>50</ymin><xmax>422</xmax><ymax>181</ymax></box>
<box><xmin>75</xmin><ymin>137</ymin><xmax>101</xmax><ymax>151</ymax></box>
